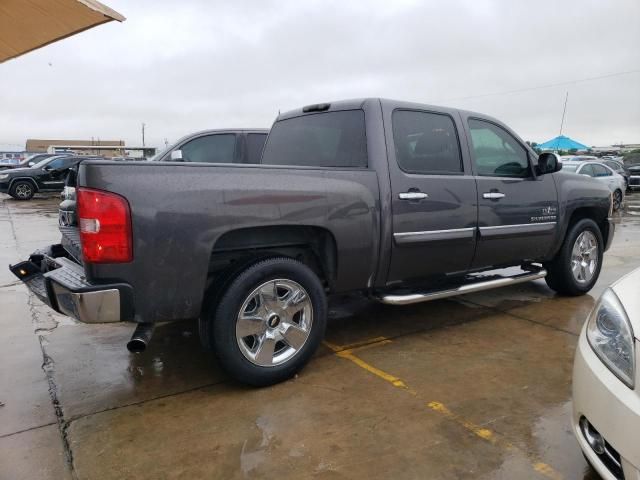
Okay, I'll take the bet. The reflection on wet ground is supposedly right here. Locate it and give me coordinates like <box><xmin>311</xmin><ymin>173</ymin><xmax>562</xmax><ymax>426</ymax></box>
<box><xmin>1</xmin><ymin>193</ymin><xmax>640</xmax><ymax>479</ymax></box>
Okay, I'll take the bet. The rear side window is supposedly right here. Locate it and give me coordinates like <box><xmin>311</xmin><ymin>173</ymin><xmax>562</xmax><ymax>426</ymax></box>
<box><xmin>180</xmin><ymin>134</ymin><xmax>236</xmax><ymax>163</ymax></box>
<box><xmin>580</xmin><ymin>164</ymin><xmax>595</xmax><ymax>177</ymax></box>
<box><xmin>392</xmin><ymin>110</ymin><xmax>462</xmax><ymax>174</ymax></box>
<box><xmin>246</xmin><ymin>133</ymin><xmax>268</xmax><ymax>164</ymax></box>
<box><xmin>261</xmin><ymin>110</ymin><xmax>367</xmax><ymax>168</ymax></box>
<box><xmin>592</xmin><ymin>164</ymin><xmax>611</xmax><ymax>177</ymax></box>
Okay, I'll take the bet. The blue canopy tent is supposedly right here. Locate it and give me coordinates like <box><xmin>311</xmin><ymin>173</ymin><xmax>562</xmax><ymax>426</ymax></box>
<box><xmin>537</xmin><ymin>135</ymin><xmax>588</xmax><ymax>151</ymax></box>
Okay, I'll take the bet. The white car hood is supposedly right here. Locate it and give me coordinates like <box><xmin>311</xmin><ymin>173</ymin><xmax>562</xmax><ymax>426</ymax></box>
<box><xmin>611</xmin><ymin>267</ymin><xmax>640</xmax><ymax>340</ymax></box>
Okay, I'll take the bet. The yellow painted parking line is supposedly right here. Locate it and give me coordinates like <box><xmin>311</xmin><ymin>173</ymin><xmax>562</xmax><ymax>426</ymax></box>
<box><xmin>325</xmin><ymin>338</ymin><xmax>564</xmax><ymax>480</ymax></box>
<box><xmin>323</xmin><ymin>336</ymin><xmax>390</xmax><ymax>352</ymax></box>
<box><xmin>427</xmin><ymin>401</ymin><xmax>497</xmax><ymax>444</ymax></box>
<box><xmin>336</xmin><ymin>349</ymin><xmax>408</xmax><ymax>389</ymax></box>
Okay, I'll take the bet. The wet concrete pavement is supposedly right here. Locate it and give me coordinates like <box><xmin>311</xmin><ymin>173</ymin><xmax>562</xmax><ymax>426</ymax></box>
<box><xmin>2</xmin><ymin>193</ymin><xmax>640</xmax><ymax>479</ymax></box>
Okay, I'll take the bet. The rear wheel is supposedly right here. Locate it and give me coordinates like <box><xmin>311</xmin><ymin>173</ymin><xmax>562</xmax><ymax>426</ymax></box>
<box><xmin>10</xmin><ymin>181</ymin><xmax>35</xmax><ymax>200</ymax></box>
<box><xmin>612</xmin><ymin>189</ymin><xmax>623</xmax><ymax>211</ymax></box>
<box><xmin>544</xmin><ymin>218</ymin><xmax>603</xmax><ymax>296</ymax></box>
<box><xmin>203</xmin><ymin>257</ymin><xmax>327</xmax><ymax>386</ymax></box>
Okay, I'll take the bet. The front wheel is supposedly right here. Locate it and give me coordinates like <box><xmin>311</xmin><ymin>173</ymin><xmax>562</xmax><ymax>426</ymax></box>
<box><xmin>544</xmin><ymin>218</ymin><xmax>603</xmax><ymax>296</ymax></box>
<box><xmin>204</xmin><ymin>257</ymin><xmax>327</xmax><ymax>386</ymax></box>
<box><xmin>10</xmin><ymin>181</ymin><xmax>35</xmax><ymax>200</ymax></box>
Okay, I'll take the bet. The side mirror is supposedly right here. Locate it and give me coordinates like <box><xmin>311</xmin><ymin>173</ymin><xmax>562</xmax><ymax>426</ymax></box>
<box><xmin>170</xmin><ymin>150</ymin><xmax>183</xmax><ymax>161</ymax></box>
<box><xmin>536</xmin><ymin>152</ymin><xmax>562</xmax><ymax>175</ymax></box>
<box><xmin>28</xmin><ymin>162</ymin><xmax>34</xmax><ymax>166</ymax></box>
<box><xmin>42</xmin><ymin>165</ymin><xmax>52</xmax><ymax>171</ymax></box>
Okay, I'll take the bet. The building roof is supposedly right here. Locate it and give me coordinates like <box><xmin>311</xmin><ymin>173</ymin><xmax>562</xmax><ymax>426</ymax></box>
<box><xmin>0</xmin><ymin>0</ymin><xmax>125</xmax><ymax>63</ymax></box>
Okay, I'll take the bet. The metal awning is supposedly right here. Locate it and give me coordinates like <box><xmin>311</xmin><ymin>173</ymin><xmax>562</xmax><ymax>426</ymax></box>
<box><xmin>0</xmin><ymin>0</ymin><xmax>125</xmax><ymax>63</ymax></box>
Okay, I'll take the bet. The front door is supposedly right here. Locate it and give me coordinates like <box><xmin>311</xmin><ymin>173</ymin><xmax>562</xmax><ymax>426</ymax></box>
<box><xmin>37</xmin><ymin>157</ymin><xmax>75</xmax><ymax>191</ymax></box>
<box><xmin>464</xmin><ymin>117</ymin><xmax>559</xmax><ymax>269</ymax></box>
<box><xmin>386</xmin><ymin>108</ymin><xmax>478</xmax><ymax>285</ymax></box>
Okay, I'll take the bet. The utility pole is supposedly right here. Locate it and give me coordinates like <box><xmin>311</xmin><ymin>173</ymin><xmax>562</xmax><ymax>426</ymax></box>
<box><xmin>559</xmin><ymin>91</ymin><xmax>569</xmax><ymax>136</ymax></box>
<box><xmin>141</xmin><ymin>122</ymin><xmax>146</xmax><ymax>147</ymax></box>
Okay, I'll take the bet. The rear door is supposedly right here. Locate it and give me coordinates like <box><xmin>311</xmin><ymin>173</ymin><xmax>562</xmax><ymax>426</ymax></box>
<box><xmin>386</xmin><ymin>108</ymin><xmax>478</xmax><ymax>284</ymax></box>
<box><xmin>464</xmin><ymin>117</ymin><xmax>559</xmax><ymax>269</ymax></box>
<box><xmin>591</xmin><ymin>163</ymin><xmax>616</xmax><ymax>192</ymax></box>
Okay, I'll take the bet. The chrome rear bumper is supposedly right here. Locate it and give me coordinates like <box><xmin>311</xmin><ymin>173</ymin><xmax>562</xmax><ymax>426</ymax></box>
<box><xmin>9</xmin><ymin>246</ymin><xmax>133</xmax><ymax>323</ymax></box>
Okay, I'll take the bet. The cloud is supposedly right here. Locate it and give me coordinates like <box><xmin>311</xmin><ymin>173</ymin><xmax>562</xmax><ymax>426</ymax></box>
<box><xmin>1</xmin><ymin>0</ymin><xmax>638</xmax><ymax>148</ymax></box>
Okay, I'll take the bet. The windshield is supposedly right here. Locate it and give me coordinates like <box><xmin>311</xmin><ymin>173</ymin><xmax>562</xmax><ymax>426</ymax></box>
<box><xmin>149</xmin><ymin>145</ymin><xmax>172</xmax><ymax>161</ymax></box>
<box><xmin>31</xmin><ymin>157</ymin><xmax>56</xmax><ymax>169</ymax></box>
<box><xmin>562</xmin><ymin>164</ymin><xmax>579</xmax><ymax>172</ymax></box>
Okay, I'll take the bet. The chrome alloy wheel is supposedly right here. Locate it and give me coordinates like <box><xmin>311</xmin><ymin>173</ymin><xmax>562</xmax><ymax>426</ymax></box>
<box><xmin>235</xmin><ymin>279</ymin><xmax>313</xmax><ymax>367</ymax></box>
<box><xmin>15</xmin><ymin>183</ymin><xmax>33</xmax><ymax>199</ymax></box>
<box><xmin>571</xmin><ymin>231</ymin><xmax>598</xmax><ymax>284</ymax></box>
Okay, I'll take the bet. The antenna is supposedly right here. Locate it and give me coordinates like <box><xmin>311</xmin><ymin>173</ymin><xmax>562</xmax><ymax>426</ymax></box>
<box><xmin>559</xmin><ymin>91</ymin><xmax>569</xmax><ymax>136</ymax></box>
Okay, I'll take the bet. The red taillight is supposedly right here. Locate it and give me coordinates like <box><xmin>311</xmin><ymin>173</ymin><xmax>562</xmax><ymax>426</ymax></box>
<box><xmin>77</xmin><ymin>187</ymin><xmax>132</xmax><ymax>263</ymax></box>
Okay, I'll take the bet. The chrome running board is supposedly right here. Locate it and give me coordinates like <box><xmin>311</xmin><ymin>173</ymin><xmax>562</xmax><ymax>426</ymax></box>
<box><xmin>377</xmin><ymin>267</ymin><xmax>547</xmax><ymax>306</ymax></box>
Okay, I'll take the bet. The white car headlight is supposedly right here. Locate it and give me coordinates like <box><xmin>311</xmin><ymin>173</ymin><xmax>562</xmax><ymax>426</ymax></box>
<box><xmin>587</xmin><ymin>288</ymin><xmax>635</xmax><ymax>388</ymax></box>
<box><xmin>0</xmin><ymin>173</ymin><xmax>9</xmax><ymax>180</ymax></box>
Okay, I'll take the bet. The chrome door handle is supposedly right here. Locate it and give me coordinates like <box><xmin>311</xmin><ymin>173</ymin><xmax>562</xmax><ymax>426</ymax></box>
<box><xmin>399</xmin><ymin>192</ymin><xmax>429</xmax><ymax>200</ymax></box>
<box><xmin>483</xmin><ymin>192</ymin><xmax>505</xmax><ymax>199</ymax></box>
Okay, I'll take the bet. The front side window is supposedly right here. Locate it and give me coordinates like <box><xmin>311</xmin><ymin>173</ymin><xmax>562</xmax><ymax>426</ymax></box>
<box><xmin>392</xmin><ymin>110</ymin><xmax>463</xmax><ymax>174</ymax></box>
<box><xmin>261</xmin><ymin>110</ymin><xmax>367</xmax><ymax>168</ymax></box>
<box><xmin>46</xmin><ymin>158</ymin><xmax>67</xmax><ymax>169</ymax></box>
<box><xmin>246</xmin><ymin>133</ymin><xmax>268</xmax><ymax>164</ymax></box>
<box><xmin>468</xmin><ymin>119</ymin><xmax>530</xmax><ymax>178</ymax></box>
<box><xmin>180</xmin><ymin>134</ymin><xmax>236</xmax><ymax>163</ymax></box>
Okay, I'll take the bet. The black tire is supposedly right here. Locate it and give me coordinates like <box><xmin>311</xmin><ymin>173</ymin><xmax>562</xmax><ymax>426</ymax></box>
<box><xmin>612</xmin><ymin>189</ymin><xmax>623</xmax><ymax>211</ymax></box>
<box><xmin>203</xmin><ymin>256</ymin><xmax>327</xmax><ymax>386</ymax></box>
<box><xmin>9</xmin><ymin>181</ymin><xmax>35</xmax><ymax>200</ymax></box>
<box><xmin>544</xmin><ymin>218</ymin><xmax>603</xmax><ymax>296</ymax></box>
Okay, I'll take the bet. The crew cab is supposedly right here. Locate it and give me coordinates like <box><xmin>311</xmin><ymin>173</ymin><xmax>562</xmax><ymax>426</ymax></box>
<box><xmin>11</xmin><ymin>98</ymin><xmax>615</xmax><ymax>386</ymax></box>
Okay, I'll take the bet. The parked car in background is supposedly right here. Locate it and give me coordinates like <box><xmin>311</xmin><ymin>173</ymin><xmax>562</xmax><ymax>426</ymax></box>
<box><xmin>10</xmin><ymin>98</ymin><xmax>615</xmax><ymax>386</ymax></box>
<box><xmin>152</xmin><ymin>129</ymin><xmax>269</xmax><ymax>164</ymax></box>
<box><xmin>571</xmin><ymin>155</ymin><xmax>600</xmax><ymax>162</ymax></box>
<box><xmin>601</xmin><ymin>159</ymin><xmax>631</xmax><ymax>191</ymax></box>
<box><xmin>628</xmin><ymin>164</ymin><xmax>640</xmax><ymax>191</ymax></box>
<box><xmin>572</xmin><ymin>267</ymin><xmax>640</xmax><ymax>480</ymax></box>
<box><xmin>0</xmin><ymin>153</ymin><xmax>64</xmax><ymax>171</ymax></box>
<box><xmin>562</xmin><ymin>160</ymin><xmax>626</xmax><ymax>210</ymax></box>
<box><xmin>0</xmin><ymin>158</ymin><xmax>21</xmax><ymax>169</ymax></box>
<box><xmin>0</xmin><ymin>155</ymin><xmax>103</xmax><ymax>200</ymax></box>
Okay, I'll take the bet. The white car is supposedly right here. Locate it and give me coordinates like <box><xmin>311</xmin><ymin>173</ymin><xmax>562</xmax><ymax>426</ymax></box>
<box><xmin>573</xmin><ymin>267</ymin><xmax>640</xmax><ymax>479</ymax></box>
<box><xmin>562</xmin><ymin>160</ymin><xmax>626</xmax><ymax>210</ymax></box>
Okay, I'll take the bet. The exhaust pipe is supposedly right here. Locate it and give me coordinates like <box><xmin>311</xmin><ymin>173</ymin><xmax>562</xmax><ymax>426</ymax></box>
<box><xmin>127</xmin><ymin>323</ymin><xmax>155</xmax><ymax>353</ymax></box>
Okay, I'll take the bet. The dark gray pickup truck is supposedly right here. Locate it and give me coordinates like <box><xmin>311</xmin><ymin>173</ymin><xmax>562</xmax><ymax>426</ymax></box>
<box><xmin>11</xmin><ymin>98</ymin><xmax>614</xmax><ymax>386</ymax></box>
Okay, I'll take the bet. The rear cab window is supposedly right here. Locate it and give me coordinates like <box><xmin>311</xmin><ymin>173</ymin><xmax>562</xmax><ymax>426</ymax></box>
<box><xmin>261</xmin><ymin>110</ymin><xmax>367</xmax><ymax>168</ymax></box>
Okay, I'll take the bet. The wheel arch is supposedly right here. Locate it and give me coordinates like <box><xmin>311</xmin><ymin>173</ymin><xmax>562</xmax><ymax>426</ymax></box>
<box><xmin>207</xmin><ymin>225</ymin><xmax>338</xmax><ymax>291</ymax></box>
<box><xmin>9</xmin><ymin>177</ymin><xmax>38</xmax><ymax>192</ymax></box>
<box><xmin>565</xmin><ymin>206</ymin><xmax>610</xmax><ymax>251</ymax></box>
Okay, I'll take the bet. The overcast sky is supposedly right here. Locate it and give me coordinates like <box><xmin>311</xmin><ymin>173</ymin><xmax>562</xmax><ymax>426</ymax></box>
<box><xmin>1</xmin><ymin>0</ymin><xmax>639</xmax><ymax>150</ymax></box>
